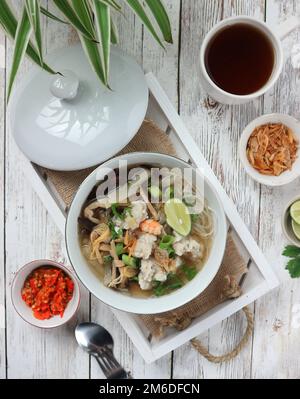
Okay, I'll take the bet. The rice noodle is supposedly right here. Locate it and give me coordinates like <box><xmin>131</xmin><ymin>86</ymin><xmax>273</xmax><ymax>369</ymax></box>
<box><xmin>191</xmin><ymin>203</ymin><xmax>214</xmax><ymax>239</ymax></box>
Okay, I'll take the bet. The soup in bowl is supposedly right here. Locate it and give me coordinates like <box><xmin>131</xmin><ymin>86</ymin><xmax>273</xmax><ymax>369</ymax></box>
<box><xmin>66</xmin><ymin>153</ymin><xmax>227</xmax><ymax>314</ymax></box>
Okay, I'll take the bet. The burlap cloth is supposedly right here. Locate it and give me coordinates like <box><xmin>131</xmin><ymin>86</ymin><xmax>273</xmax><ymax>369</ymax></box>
<box><xmin>38</xmin><ymin>120</ymin><xmax>253</xmax><ymax>362</ymax></box>
<box><xmin>41</xmin><ymin>120</ymin><xmax>176</xmax><ymax>208</ymax></box>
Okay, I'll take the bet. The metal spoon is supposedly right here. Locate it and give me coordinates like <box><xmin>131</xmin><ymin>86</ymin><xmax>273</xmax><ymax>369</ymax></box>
<box><xmin>75</xmin><ymin>322</ymin><xmax>131</xmax><ymax>379</ymax></box>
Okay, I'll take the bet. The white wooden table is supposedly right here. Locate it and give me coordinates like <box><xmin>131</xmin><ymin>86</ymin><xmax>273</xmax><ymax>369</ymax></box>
<box><xmin>1</xmin><ymin>0</ymin><xmax>300</xmax><ymax>379</ymax></box>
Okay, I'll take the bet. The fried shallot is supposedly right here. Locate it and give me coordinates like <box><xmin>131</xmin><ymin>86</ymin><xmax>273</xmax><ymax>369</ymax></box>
<box><xmin>246</xmin><ymin>123</ymin><xmax>298</xmax><ymax>176</ymax></box>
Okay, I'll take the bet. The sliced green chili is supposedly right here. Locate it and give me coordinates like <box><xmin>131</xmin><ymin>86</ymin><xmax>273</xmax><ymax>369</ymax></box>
<box><xmin>122</xmin><ymin>254</ymin><xmax>138</xmax><ymax>268</ymax></box>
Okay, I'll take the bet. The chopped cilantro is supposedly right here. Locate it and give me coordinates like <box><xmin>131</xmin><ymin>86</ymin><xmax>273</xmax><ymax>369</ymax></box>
<box><xmin>108</xmin><ymin>221</ymin><xmax>122</xmax><ymax>240</ymax></box>
<box><xmin>115</xmin><ymin>243</ymin><xmax>124</xmax><ymax>257</ymax></box>
<box><xmin>282</xmin><ymin>245</ymin><xmax>300</xmax><ymax>258</ymax></box>
<box><xmin>159</xmin><ymin>235</ymin><xmax>175</xmax><ymax>257</ymax></box>
<box><xmin>111</xmin><ymin>203</ymin><xmax>125</xmax><ymax>220</ymax></box>
<box><xmin>282</xmin><ymin>245</ymin><xmax>300</xmax><ymax>278</ymax></box>
<box><xmin>181</xmin><ymin>264</ymin><xmax>197</xmax><ymax>281</ymax></box>
<box><xmin>286</xmin><ymin>259</ymin><xmax>300</xmax><ymax>278</ymax></box>
<box><xmin>153</xmin><ymin>283</ymin><xmax>166</xmax><ymax>297</ymax></box>
<box><xmin>153</xmin><ymin>273</ymin><xmax>183</xmax><ymax>297</ymax></box>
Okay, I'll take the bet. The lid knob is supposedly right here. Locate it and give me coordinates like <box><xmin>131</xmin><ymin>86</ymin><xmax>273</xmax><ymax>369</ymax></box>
<box><xmin>50</xmin><ymin>69</ymin><xmax>79</xmax><ymax>100</ymax></box>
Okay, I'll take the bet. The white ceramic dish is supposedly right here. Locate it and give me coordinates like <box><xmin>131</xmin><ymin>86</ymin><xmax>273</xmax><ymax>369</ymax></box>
<box><xmin>239</xmin><ymin>113</ymin><xmax>300</xmax><ymax>186</ymax></box>
<box><xmin>199</xmin><ymin>16</ymin><xmax>299</xmax><ymax>105</ymax></box>
<box><xmin>11</xmin><ymin>259</ymin><xmax>80</xmax><ymax>328</ymax></box>
<box><xmin>199</xmin><ymin>16</ymin><xmax>283</xmax><ymax>105</ymax></box>
<box><xmin>66</xmin><ymin>152</ymin><xmax>227</xmax><ymax>315</ymax></box>
<box><xmin>9</xmin><ymin>45</ymin><xmax>149</xmax><ymax>171</ymax></box>
<box><xmin>281</xmin><ymin>196</ymin><xmax>300</xmax><ymax>247</ymax></box>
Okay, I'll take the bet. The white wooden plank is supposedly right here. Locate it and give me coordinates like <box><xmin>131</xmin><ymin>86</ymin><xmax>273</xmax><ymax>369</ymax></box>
<box><xmin>173</xmin><ymin>0</ymin><xmax>265</xmax><ymax>379</ymax></box>
<box><xmin>89</xmin><ymin>0</ymin><xmax>145</xmax><ymax>379</ymax></box>
<box><xmin>0</xmin><ymin>31</ymin><xmax>6</xmax><ymax>379</ymax></box>
<box><xmin>142</xmin><ymin>0</ymin><xmax>181</xmax><ymax>109</ymax></box>
<box><xmin>252</xmin><ymin>0</ymin><xmax>300</xmax><ymax>379</ymax></box>
<box><xmin>5</xmin><ymin>0</ymin><xmax>89</xmax><ymax>378</ymax></box>
<box><xmin>90</xmin><ymin>0</ymin><xmax>181</xmax><ymax>379</ymax></box>
<box><xmin>112</xmin><ymin>1</ymin><xmax>143</xmax><ymax>62</ymax></box>
<box><xmin>22</xmin><ymin>162</ymin><xmax>66</xmax><ymax>234</ymax></box>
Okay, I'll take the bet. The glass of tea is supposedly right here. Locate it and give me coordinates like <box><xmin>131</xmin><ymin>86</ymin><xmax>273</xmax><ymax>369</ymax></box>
<box><xmin>199</xmin><ymin>16</ymin><xmax>297</xmax><ymax>105</ymax></box>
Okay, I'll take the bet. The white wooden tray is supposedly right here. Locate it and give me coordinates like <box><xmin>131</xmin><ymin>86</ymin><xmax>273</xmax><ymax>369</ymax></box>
<box><xmin>22</xmin><ymin>73</ymin><xmax>279</xmax><ymax>363</ymax></box>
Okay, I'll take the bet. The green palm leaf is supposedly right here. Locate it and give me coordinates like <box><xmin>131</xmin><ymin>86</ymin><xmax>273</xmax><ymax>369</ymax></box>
<box><xmin>7</xmin><ymin>6</ymin><xmax>32</xmax><ymax>101</ymax></box>
<box><xmin>0</xmin><ymin>0</ymin><xmax>16</xmax><ymax>36</ymax></box>
<box><xmin>125</xmin><ymin>0</ymin><xmax>164</xmax><ymax>48</ymax></box>
<box><xmin>93</xmin><ymin>0</ymin><xmax>111</xmax><ymax>81</ymax></box>
<box><xmin>99</xmin><ymin>0</ymin><xmax>121</xmax><ymax>12</ymax></box>
<box><xmin>110</xmin><ymin>18</ymin><xmax>119</xmax><ymax>44</ymax></box>
<box><xmin>40</xmin><ymin>6</ymin><xmax>69</xmax><ymax>24</ymax></box>
<box><xmin>1</xmin><ymin>0</ymin><xmax>173</xmax><ymax>100</ymax></box>
<box><xmin>0</xmin><ymin>0</ymin><xmax>54</xmax><ymax>75</ymax></box>
<box><xmin>145</xmin><ymin>0</ymin><xmax>172</xmax><ymax>43</ymax></box>
<box><xmin>70</xmin><ymin>0</ymin><xmax>95</xmax><ymax>35</ymax></box>
<box><xmin>79</xmin><ymin>34</ymin><xmax>108</xmax><ymax>87</ymax></box>
<box><xmin>25</xmin><ymin>0</ymin><xmax>43</xmax><ymax>64</ymax></box>
<box><xmin>52</xmin><ymin>0</ymin><xmax>96</xmax><ymax>42</ymax></box>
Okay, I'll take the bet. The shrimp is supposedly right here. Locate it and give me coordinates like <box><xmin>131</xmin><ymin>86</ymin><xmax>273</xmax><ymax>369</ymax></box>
<box><xmin>139</xmin><ymin>219</ymin><xmax>162</xmax><ymax>236</ymax></box>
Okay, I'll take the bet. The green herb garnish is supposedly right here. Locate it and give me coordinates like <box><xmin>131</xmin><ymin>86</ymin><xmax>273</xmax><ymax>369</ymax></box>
<box><xmin>159</xmin><ymin>235</ymin><xmax>175</xmax><ymax>257</ymax></box>
<box><xmin>181</xmin><ymin>264</ymin><xmax>197</xmax><ymax>281</ymax></box>
<box><xmin>130</xmin><ymin>276</ymin><xmax>139</xmax><ymax>282</ymax></box>
<box><xmin>160</xmin><ymin>235</ymin><xmax>175</xmax><ymax>247</ymax></box>
<box><xmin>111</xmin><ymin>203</ymin><xmax>125</xmax><ymax>220</ymax></box>
<box><xmin>153</xmin><ymin>282</ymin><xmax>166</xmax><ymax>297</ymax></box>
<box><xmin>122</xmin><ymin>254</ymin><xmax>139</xmax><ymax>268</ymax></box>
<box><xmin>115</xmin><ymin>243</ymin><xmax>124</xmax><ymax>257</ymax></box>
<box><xmin>104</xmin><ymin>255</ymin><xmax>113</xmax><ymax>264</ymax></box>
<box><xmin>282</xmin><ymin>245</ymin><xmax>300</xmax><ymax>278</ymax></box>
<box><xmin>153</xmin><ymin>273</ymin><xmax>183</xmax><ymax>297</ymax></box>
<box><xmin>108</xmin><ymin>221</ymin><xmax>122</xmax><ymax>240</ymax></box>
<box><xmin>123</xmin><ymin>207</ymin><xmax>132</xmax><ymax>217</ymax></box>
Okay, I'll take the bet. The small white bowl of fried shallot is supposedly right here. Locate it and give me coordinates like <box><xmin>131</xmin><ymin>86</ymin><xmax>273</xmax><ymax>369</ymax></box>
<box><xmin>239</xmin><ymin>113</ymin><xmax>300</xmax><ymax>187</ymax></box>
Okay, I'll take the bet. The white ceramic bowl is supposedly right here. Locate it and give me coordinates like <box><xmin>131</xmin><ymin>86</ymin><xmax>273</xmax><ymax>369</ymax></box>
<box><xmin>66</xmin><ymin>152</ymin><xmax>227</xmax><ymax>314</ymax></box>
<box><xmin>239</xmin><ymin>113</ymin><xmax>300</xmax><ymax>186</ymax></box>
<box><xmin>281</xmin><ymin>196</ymin><xmax>300</xmax><ymax>247</ymax></box>
<box><xmin>199</xmin><ymin>16</ymin><xmax>284</xmax><ymax>105</ymax></box>
<box><xmin>11</xmin><ymin>259</ymin><xmax>80</xmax><ymax>328</ymax></box>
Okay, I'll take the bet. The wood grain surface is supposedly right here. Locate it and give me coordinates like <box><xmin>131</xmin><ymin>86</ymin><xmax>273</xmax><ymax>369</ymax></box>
<box><xmin>1</xmin><ymin>0</ymin><xmax>300</xmax><ymax>379</ymax></box>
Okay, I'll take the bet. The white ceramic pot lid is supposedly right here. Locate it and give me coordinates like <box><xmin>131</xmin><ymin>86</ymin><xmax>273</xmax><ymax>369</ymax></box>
<box><xmin>9</xmin><ymin>44</ymin><xmax>149</xmax><ymax>171</ymax></box>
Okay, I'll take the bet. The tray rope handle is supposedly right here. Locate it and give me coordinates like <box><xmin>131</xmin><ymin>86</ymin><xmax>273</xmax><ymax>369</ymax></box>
<box><xmin>191</xmin><ymin>306</ymin><xmax>254</xmax><ymax>363</ymax></box>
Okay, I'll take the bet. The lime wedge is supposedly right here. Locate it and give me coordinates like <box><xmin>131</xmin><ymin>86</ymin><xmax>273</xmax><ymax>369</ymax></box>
<box><xmin>290</xmin><ymin>200</ymin><xmax>300</xmax><ymax>224</ymax></box>
<box><xmin>292</xmin><ymin>219</ymin><xmax>300</xmax><ymax>241</ymax></box>
<box><xmin>164</xmin><ymin>198</ymin><xmax>191</xmax><ymax>236</ymax></box>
